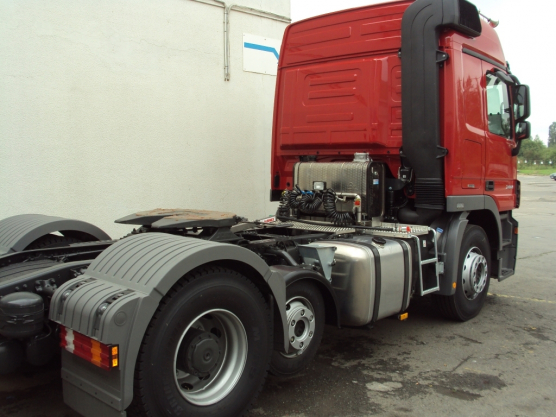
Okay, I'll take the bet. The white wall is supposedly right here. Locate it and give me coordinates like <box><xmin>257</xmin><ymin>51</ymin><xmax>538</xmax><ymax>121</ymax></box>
<box><xmin>0</xmin><ymin>0</ymin><xmax>289</xmax><ymax>238</ymax></box>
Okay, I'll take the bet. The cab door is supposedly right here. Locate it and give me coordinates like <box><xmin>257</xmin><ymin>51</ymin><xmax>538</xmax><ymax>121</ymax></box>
<box><xmin>459</xmin><ymin>53</ymin><xmax>486</xmax><ymax>192</ymax></box>
<box><xmin>482</xmin><ymin>64</ymin><xmax>517</xmax><ymax>211</ymax></box>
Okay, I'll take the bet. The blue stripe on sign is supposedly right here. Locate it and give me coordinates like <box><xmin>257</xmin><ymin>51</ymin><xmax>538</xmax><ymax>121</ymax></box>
<box><xmin>244</xmin><ymin>42</ymin><xmax>279</xmax><ymax>60</ymax></box>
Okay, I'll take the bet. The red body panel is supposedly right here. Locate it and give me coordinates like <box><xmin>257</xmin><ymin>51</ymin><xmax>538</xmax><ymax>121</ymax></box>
<box><xmin>272</xmin><ymin>1</ymin><xmax>410</xmax><ymax>190</ymax></box>
<box><xmin>271</xmin><ymin>0</ymin><xmax>517</xmax><ymax>212</ymax></box>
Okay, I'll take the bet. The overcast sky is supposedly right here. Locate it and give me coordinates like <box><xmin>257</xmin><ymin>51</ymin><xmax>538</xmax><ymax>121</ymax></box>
<box><xmin>291</xmin><ymin>0</ymin><xmax>555</xmax><ymax>144</ymax></box>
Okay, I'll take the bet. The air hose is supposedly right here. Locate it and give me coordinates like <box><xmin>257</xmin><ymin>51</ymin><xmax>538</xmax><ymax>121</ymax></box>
<box><xmin>277</xmin><ymin>190</ymin><xmax>291</xmax><ymax>217</ymax></box>
<box><xmin>322</xmin><ymin>189</ymin><xmax>354</xmax><ymax>226</ymax></box>
<box><xmin>288</xmin><ymin>186</ymin><xmax>323</xmax><ymax>214</ymax></box>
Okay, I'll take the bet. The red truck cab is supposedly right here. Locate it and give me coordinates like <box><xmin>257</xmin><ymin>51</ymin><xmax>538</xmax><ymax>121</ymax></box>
<box><xmin>271</xmin><ymin>0</ymin><xmax>530</xmax><ymax>217</ymax></box>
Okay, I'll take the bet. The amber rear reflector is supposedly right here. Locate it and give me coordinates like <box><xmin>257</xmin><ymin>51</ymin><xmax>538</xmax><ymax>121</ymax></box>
<box><xmin>60</xmin><ymin>325</ymin><xmax>119</xmax><ymax>370</ymax></box>
<box><xmin>398</xmin><ymin>313</ymin><xmax>409</xmax><ymax>321</ymax></box>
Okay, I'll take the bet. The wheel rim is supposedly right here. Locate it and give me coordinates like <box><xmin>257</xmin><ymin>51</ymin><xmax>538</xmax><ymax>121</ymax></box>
<box><xmin>462</xmin><ymin>247</ymin><xmax>488</xmax><ymax>301</ymax></box>
<box><xmin>281</xmin><ymin>296</ymin><xmax>316</xmax><ymax>358</ymax></box>
<box><xmin>173</xmin><ymin>309</ymin><xmax>247</xmax><ymax>406</ymax></box>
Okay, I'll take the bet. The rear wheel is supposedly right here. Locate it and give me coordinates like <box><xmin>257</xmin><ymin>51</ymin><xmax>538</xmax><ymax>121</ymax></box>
<box><xmin>130</xmin><ymin>266</ymin><xmax>271</xmax><ymax>417</ymax></box>
<box><xmin>269</xmin><ymin>280</ymin><xmax>325</xmax><ymax>377</ymax></box>
<box><xmin>435</xmin><ymin>225</ymin><xmax>491</xmax><ymax>321</ymax></box>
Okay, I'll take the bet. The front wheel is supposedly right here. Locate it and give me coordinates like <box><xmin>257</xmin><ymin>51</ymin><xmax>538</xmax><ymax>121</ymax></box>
<box><xmin>130</xmin><ymin>266</ymin><xmax>272</xmax><ymax>417</ymax></box>
<box><xmin>269</xmin><ymin>280</ymin><xmax>325</xmax><ymax>377</ymax></box>
<box><xmin>434</xmin><ymin>225</ymin><xmax>491</xmax><ymax>321</ymax></box>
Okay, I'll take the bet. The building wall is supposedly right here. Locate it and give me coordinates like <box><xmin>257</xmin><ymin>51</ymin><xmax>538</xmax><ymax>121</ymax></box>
<box><xmin>0</xmin><ymin>0</ymin><xmax>289</xmax><ymax>238</ymax></box>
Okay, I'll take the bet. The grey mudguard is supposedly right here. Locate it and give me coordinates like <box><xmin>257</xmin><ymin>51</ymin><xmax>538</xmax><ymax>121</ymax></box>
<box><xmin>0</xmin><ymin>214</ymin><xmax>111</xmax><ymax>254</ymax></box>
<box><xmin>437</xmin><ymin>212</ymin><xmax>469</xmax><ymax>295</ymax></box>
<box><xmin>270</xmin><ymin>264</ymin><xmax>341</xmax><ymax>327</ymax></box>
<box><xmin>49</xmin><ymin>233</ymin><xmax>288</xmax><ymax>416</ymax></box>
<box><xmin>446</xmin><ymin>195</ymin><xmax>503</xmax><ymax>250</ymax></box>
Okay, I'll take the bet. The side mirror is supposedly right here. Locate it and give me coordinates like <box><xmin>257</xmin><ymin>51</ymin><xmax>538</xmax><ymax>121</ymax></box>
<box><xmin>514</xmin><ymin>85</ymin><xmax>531</xmax><ymax>122</ymax></box>
<box><xmin>515</xmin><ymin>121</ymin><xmax>530</xmax><ymax>141</ymax></box>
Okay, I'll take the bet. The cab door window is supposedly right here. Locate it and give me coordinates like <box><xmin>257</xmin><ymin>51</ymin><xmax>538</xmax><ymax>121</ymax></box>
<box><xmin>486</xmin><ymin>73</ymin><xmax>512</xmax><ymax>139</ymax></box>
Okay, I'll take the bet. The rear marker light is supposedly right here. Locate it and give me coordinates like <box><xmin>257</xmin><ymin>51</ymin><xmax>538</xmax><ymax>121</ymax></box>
<box><xmin>60</xmin><ymin>325</ymin><xmax>119</xmax><ymax>370</ymax></box>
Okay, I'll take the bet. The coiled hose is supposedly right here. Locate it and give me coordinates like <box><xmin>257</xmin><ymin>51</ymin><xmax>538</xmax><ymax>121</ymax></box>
<box><xmin>277</xmin><ymin>190</ymin><xmax>291</xmax><ymax>217</ymax></box>
<box><xmin>288</xmin><ymin>186</ymin><xmax>323</xmax><ymax>214</ymax></box>
<box><xmin>322</xmin><ymin>189</ymin><xmax>354</xmax><ymax>226</ymax></box>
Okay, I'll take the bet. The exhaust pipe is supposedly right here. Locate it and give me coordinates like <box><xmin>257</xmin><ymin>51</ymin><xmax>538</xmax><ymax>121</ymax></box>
<box><xmin>401</xmin><ymin>0</ymin><xmax>482</xmax><ymax>220</ymax></box>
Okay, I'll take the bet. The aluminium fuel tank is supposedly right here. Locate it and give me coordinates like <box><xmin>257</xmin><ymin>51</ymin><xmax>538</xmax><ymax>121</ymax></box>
<box><xmin>323</xmin><ymin>235</ymin><xmax>413</xmax><ymax>326</ymax></box>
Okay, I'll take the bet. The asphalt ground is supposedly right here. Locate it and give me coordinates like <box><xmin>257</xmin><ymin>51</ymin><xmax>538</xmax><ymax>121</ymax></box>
<box><xmin>1</xmin><ymin>174</ymin><xmax>555</xmax><ymax>417</ymax></box>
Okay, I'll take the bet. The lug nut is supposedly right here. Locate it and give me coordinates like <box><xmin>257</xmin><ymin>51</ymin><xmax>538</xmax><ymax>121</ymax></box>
<box><xmin>290</xmin><ymin>337</ymin><xmax>295</xmax><ymax>343</ymax></box>
<box><xmin>310</xmin><ymin>315</ymin><xmax>314</xmax><ymax>321</ymax></box>
<box><xmin>309</xmin><ymin>331</ymin><xmax>313</xmax><ymax>337</ymax></box>
<box><xmin>291</xmin><ymin>320</ymin><xmax>296</xmax><ymax>326</ymax></box>
<box><xmin>299</xmin><ymin>342</ymin><xmax>304</xmax><ymax>348</ymax></box>
<box><xmin>301</xmin><ymin>310</ymin><xmax>305</xmax><ymax>316</ymax></box>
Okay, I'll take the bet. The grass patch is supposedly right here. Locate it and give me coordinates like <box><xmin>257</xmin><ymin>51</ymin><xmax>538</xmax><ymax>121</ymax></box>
<box><xmin>518</xmin><ymin>167</ymin><xmax>556</xmax><ymax>176</ymax></box>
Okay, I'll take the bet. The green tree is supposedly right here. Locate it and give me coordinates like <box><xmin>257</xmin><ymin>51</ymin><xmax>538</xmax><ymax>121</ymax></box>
<box><xmin>519</xmin><ymin>134</ymin><xmax>546</xmax><ymax>162</ymax></box>
<box><xmin>546</xmin><ymin>146</ymin><xmax>556</xmax><ymax>166</ymax></box>
<box><xmin>549</xmin><ymin>122</ymin><xmax>556</xmax><ymax>148</ymax></box>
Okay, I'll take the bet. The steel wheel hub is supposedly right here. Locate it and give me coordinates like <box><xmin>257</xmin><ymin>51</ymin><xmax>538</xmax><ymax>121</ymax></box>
<box><xmin>173</xmin><ymin>309</ymin><xmax>247</xmax><ymax>406</ymax></box>
<box><xmin>462</xmin><ymin>247</ymin><xmax>488</xmax><ymax>300</ymax></box>
<box><xmin>283</xmin><ymin>297</ymin><xmax>315</xmax><ymax>357</ymax></box>
<box><xmin>179</xmin><ymin>329</ymin><xmax>221</xmax><ymax>377</ymax></box>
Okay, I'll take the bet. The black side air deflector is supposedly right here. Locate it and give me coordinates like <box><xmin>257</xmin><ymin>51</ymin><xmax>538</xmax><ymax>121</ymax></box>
<box><xmin>401</xmin><ymin>0</ymin><xmax>481</xmax><ymax>211</ymax></box>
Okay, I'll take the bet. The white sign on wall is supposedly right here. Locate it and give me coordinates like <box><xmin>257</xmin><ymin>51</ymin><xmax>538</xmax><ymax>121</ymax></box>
<box><xmin>243</xmin><ymin>33</ymin><xmax>281</xmax><ymax>76</ymax></box>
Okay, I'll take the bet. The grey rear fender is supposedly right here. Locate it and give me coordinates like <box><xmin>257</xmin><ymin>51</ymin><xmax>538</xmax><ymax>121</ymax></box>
<box><xmin>49</xmin><ymin>233</ymin><xmax>288</xmax><ymax>413</ymax></box>
<box><xmin>0</xmin><ymin>214</ymin><xmax>111</xmax><ymax>254</ymax></box>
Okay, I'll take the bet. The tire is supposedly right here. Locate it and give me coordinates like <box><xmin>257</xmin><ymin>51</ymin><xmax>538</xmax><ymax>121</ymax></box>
<box><xmin>434</xmin><ymin>225</ymin><xmax>491</xmax><ymax>321</ymax></box>
<box><xmin>25</xmin><ymin>234</ymin><xmax>81</xmax><ymax>250</ymax></box>
<box><xmin>129</xmin><ymin>266</ymin><xmax>272</xmax><ymax>417</ymax></box>
<box><xmin>269</xmin><ymin>280</ymin><xmax>325</xmax><ymax>377</ymax></box>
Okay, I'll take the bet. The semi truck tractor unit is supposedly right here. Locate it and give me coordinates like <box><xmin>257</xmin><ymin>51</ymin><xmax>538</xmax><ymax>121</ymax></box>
<box><xmin>0</xmin><ymin>1</ymin><xmax>530</xmax><ymax>416</ymax></box>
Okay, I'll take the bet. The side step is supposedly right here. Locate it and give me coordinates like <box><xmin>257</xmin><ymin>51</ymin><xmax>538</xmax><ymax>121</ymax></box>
<box><xmin>498</xmin><ymin>268</ymin><xmax>514</xmax><ymax>281</ymax></box>
<box><xmin>415</xmin><ymin>229</ymin><xmax>443</xmax><ymax>295</ymax></box>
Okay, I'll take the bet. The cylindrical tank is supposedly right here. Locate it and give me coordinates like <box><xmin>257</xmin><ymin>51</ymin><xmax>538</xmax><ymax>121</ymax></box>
<box><xmin>0</xmin><ymin>292</ymin><xmax>44</xmax><ymax>339</ymax></box>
